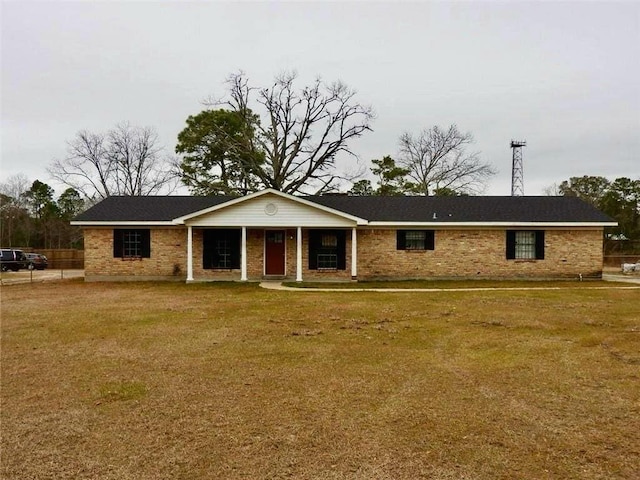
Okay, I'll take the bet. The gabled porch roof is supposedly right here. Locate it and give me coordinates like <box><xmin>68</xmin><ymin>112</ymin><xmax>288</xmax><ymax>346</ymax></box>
<box><xmin>171</xmin><ymin>189</ymin><xmax>368</xmax><ymax>227</ymax></box>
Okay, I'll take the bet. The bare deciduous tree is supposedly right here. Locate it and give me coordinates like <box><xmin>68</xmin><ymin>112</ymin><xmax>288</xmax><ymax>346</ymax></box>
<box><xmin>543</xmin><ymin>183</ymin><xmax>562</xmax><ymax>196</ymax></box>
<box><xmin>0</xmin><ymin>173</ymin><xmax>30</xmax><ymax>208</ymax></box>
<box><xmin>206</xmin><ymin>71</ymin><xmax>374</xmax><ymax>195</ymax></box>
<box><xmin>398</xmin><ymin>124</ymin><xmax>496</xmax><ymax>195</ymax></box>
<box><xmin>0</xmin><ymin>174</ymin><xmax>31</xmax><ymax>246</ymax></box>
<box><xmin>49</xmin><ymin>123</ymin><xmax>178</xmax><ymax>201</ymax></box>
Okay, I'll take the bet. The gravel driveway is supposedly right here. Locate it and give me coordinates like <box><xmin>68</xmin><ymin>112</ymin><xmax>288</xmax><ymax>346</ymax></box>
<box><xmin>0</xmin><ymin>269</ymin><xmax>84</xmax><ymax>286</ymax></box>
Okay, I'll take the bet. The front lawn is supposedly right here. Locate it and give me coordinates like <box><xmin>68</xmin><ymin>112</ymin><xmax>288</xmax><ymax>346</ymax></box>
<box><xmin>1</xmin><ymin>281</ymin><xmax>639</xmax><ymax>479</ymax></box>
<box><xmin>282</xmin><ymin>278</ymin><xmax>634</xmax><ymax>289</ymax></box>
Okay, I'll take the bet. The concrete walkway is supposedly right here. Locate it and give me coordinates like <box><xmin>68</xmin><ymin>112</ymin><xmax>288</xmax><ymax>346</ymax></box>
<box><xmin>2</xmin><ymin>268</ymin><xmax>637</xmax><ymax>289</ymax></box>
<box><xmin>602</xmin><ymin>273</ymin><xmax>640</xmax><ymax>285</ymax></box>
<box><xmin>260</xmin><ymin>275</ymin><xmax>640</xmax><ymax>292</ymax></box>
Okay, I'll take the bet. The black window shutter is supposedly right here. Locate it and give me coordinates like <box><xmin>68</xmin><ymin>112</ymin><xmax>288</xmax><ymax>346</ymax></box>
<box><xmin>203</xmin><ymin>230</ymin><xmax>214</xmax><ymax>269</ymax></box>
<box><xmin>426</xmin><ymin>231</ymin><xmax>435</xmax><ymax>250</ymax></box>
<box><xmin>506</xmin><ymin>230</ymin><xmax>516</xmax><ymax>259</ymax></box>
<box><xmin>535</xmin><ymin>231</ymin><xmax>545</xmax><ymax>260</ymax></box>
<box><xmin>113</xmin><ymin>230</ymin><xmax>123</xmax><ymax>258</ymax></box>
<box><xmin>396</xmin><ymin>230</ymin><xmax>406</xmax><ymax>250</ymax></box>
<box><xmin>212</xmin><ymin>231</ymin><xmax>222</xmax><ymax>267</ymax></box>
<box><xmin>308</xmin><ymin>230</ymin><xmax>319</xmax><ymax>270</ymax></box>
<box><xmin>337</xmin><ymin>230</ymin><xmax>346</xmax><ymax>270</ymax></box>
<box><xmin>140</xmin><ymin>229</ymin><xmax>151</xmax><ymax>258</ymax></box>
<box><xmin>230</xmin><ymin>229</ymin><xmax>241</xmax><ymax>269</ymax></box>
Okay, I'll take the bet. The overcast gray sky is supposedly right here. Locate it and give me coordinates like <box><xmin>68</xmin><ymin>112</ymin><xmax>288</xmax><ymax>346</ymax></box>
<box><xmin>2</xmin><ymin>0</ymin><xmax>639</xmax><ymax>196</ymax></box>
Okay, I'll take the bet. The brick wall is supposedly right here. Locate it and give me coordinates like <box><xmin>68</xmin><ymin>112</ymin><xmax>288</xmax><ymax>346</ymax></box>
<box><xmin>84</xmin><ymin>226</ymin><xmax>604</xmax><ymax>281</ymax></box>
<box><xmin>357</xmin><ymin>228</ymin><xmax>604</xmax><ymax>279</ymax></box>
<box><xmin>84</xmin><ymin>228</ymin><xmax>187</xmax><ymax>281</ymax></box>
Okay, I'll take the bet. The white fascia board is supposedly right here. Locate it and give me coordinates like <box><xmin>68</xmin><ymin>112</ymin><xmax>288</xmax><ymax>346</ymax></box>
<box><xmin>366</xmin><ymin>221</ymin><xmax>618</xmax><ymax>228</ymax></box>
<box><xmin>172</xmin><ymin>188</ymin><xmax>368</xmax><ymax>225</ymax></box>
<box><xmin>70</xmin><ymin>221</ymin><xmax>176</xmax><ymax>227</ymax></box>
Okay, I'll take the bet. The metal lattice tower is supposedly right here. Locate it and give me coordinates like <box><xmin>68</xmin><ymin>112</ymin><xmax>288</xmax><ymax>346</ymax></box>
<box><xmin>510</xmin><ymin>140</ymin><xmax>526</xmax><ymax>196</ymax></box>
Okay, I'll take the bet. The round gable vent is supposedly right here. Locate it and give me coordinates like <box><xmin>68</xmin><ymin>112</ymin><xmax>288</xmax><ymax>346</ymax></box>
<box><xmin>264</xmin><ymin>202</ymin><xmax>278</xmax><ymax>216</ymax></box>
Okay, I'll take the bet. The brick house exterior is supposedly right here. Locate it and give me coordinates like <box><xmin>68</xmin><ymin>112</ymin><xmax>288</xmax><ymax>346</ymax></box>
<box><xmin>72</xmin><ymin>189</ymin><xmax>615</xmax><ymax>282</ymax></box>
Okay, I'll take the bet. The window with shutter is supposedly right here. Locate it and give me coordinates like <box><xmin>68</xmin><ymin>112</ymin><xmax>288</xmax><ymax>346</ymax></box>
<box><xmin>506</xmin><ymin>230</ymin><xmax>545</xmax><ymax>260</ymax></box>
<box><xmin>203</xmin><ymin>229</ymin><xmax>241</xmax><ymax>269</ymax></box>
<box><xmin>396</xmin><ymin>230</ymin><xmax>435</xmax><ymax>250</ymax></box>
<box><xmin>308</xmin><ymin>230</ymin><xmax>346</xmax><ymax>270</ymax></box>
<box><xmin>113</xmin><ymin>229</ymin><xmax>151</xmax><ymax>259</ymax></box>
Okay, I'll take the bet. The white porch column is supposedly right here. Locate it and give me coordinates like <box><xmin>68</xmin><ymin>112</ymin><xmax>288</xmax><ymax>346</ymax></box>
<box><xmin>186</xmin><ymin>225</ymin><xmax>194</xmax><ymax>282</ymax></box>
<box><xmin>241</xmin><ymin>226</ymin><xmax>247</xmax><ymax>281</ymax></box>
<box><xmin>296</xmin><ymin>226</ymin><xmax>303</xmax><ymax>282</ymax></box>
<box><xmin>351</xmin><ymin>227</ymin><xmax>357</xmax><ymax>280</ymax></box>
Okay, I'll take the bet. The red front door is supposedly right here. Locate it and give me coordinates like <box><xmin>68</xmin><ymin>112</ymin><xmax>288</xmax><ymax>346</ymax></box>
<box><xmin>265</xmin><ymin>230</ymin><xmax>285</xmax><ymax>275</ymax></box>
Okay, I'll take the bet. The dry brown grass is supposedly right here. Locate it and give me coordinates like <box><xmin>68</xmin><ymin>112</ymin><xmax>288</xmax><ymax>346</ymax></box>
<box><xmin>282</xmin><ymin>278</ymin><xmax>635</xmax><ymax>289</ymax></box>
<box><xmin>1</xmin><ymin>280</ymin><xmax>639</xmax><ymax>479</ymax></box>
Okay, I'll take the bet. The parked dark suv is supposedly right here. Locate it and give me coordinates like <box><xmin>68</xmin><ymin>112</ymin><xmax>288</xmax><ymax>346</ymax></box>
<box><xmin>26</xmin><ymin>253</ymin><xmax>48</xmax><ymax>270</ymax></box>
<box><xmin>0</xmin><ymin>249</ymin><xmax>28</xmax><ymax>271</ymax></box>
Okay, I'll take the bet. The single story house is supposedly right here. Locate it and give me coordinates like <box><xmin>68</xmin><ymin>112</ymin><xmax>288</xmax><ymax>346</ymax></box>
<box><xmin>71</xmin><ymin>189</ymin><xmax>616</xmax><ymax>282</ymax></box>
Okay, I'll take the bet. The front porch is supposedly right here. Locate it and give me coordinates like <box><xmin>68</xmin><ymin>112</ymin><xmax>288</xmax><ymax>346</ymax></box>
<box><xmin>185</xmin><ymin>227</ymin><xmax>358</xmax><ymax>283</ymax></box>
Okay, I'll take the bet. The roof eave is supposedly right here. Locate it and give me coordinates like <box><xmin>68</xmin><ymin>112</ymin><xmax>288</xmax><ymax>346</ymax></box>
<box><xmin>367</xmin><ymin>221</ymin><xmax>618</xmax><ymax>228</ymax></box>
<box><xmin>70</xmin><ymin>221</ymin><xmax>176</xmax><ymax>227</ymax></box>
<box><xmin>72</xmin><ymin>220</ymin><xmax>618</xmax><ymax>228</ymax></box>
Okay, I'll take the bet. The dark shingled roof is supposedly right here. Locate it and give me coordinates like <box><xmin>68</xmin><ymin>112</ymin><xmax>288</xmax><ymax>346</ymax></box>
<box><xmin>306</xmin><ymin>195</ymin><xmax>614</xmax><ymax>223</ymax></box>
<box><xmin>73</xmin><ymin>196</ymin><xmax>234</xmax><ymax>222</ymax></box>
<box><xmin>73</xmin><ymin>194</ymin><xmax>614</xmax><ymax>224</ymax></box>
